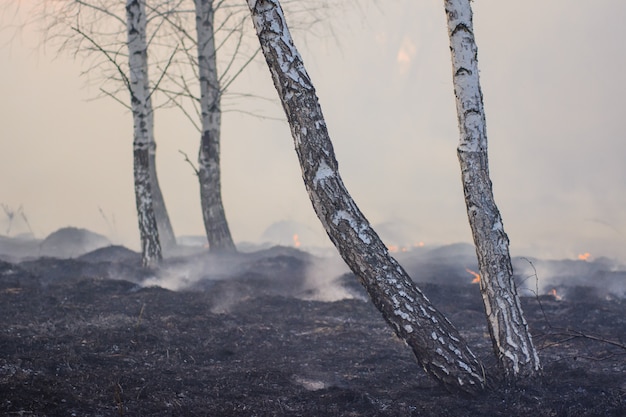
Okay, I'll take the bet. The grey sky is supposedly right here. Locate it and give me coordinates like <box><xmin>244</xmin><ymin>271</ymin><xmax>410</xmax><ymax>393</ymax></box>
<box><xmin>1</xmin><ymin>1</ymin><xmax>624</xmax><ymax>261</ymax></box>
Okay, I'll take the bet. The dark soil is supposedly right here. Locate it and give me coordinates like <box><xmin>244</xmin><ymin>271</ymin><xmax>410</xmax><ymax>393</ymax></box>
<box><xmin>0</xmin><ymin>245</ymin><xmax>625</xmax><ymax>416</ymax></box>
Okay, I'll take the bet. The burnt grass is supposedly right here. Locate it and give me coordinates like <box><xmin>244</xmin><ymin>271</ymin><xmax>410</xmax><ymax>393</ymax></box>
<box><xmin>1</xmin><ymin>246</ymin><xmax>625</xmax><ymax>416</ymax></box>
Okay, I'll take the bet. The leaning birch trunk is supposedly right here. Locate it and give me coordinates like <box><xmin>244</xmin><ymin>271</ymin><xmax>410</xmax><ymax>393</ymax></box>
<box><xmin>194</xmin><ymin>0</ymin><xmax>236</xmax><ymax>252</ymax></box>
<box><xmin>247</xmin><ymin>0</ymin><xmax>485</xmax><ymax>394</ymax></box>
<box><xmin>127</xmin><ymin>0</ymin><xmax>162</xmax><ymax>266</ymax></box>
<box><xmin>444</xmin><ymin>0</ymin><xmax>540</xmax><ymax>379</ymax></box>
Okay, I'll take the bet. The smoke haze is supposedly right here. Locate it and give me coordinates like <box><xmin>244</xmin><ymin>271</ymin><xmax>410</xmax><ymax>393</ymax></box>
<box><xmin>1</xmin><ymin>1</ymin><xmax>625</xmax><ymax>262</ymax></box>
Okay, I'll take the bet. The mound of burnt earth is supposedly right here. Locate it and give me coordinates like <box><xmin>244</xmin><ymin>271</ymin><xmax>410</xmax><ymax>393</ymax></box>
<box><xmin>77</xmin><ymin>245</ymin><xmax>142</xmax><ymax>264</ymax></box>
<box><xmin>39</xmin><ymin>227</ymin><xmax>111</xmax><ymax>259</ymax></box>
<box><xmin>0</xmin><ymin>248</ymin><xmax>625</xmax><ymax>416</ymax></box>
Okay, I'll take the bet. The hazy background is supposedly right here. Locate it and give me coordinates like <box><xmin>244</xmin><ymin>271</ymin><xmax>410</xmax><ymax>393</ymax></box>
<box><xmin>1</xmin><ymin>1</ymin><xmax>624</xmax><ymax>261</ymax></box>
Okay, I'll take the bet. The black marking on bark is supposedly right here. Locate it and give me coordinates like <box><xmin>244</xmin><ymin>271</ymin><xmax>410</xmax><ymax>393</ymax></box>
<box><xmin>451</xmin><ymin>23</ymin><xmax>473</xmax><ymax>37</ymax></box>
<box><xmin>455</xmin><ymin>67</ymin><xmax>472</xmax><ymax>77</ymax></box>
<box><xmin>464</xmin><ymin>108</ymin><xmax>481</xmax><ymax>117</ymax></box>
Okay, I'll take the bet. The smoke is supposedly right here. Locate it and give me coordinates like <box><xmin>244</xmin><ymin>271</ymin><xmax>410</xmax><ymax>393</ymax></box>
<box><xmin>300</xmin><ymin>252</ymin><xmax>356</xmax><ymax>302</ymax></box>
<box><xmin>513</xmin><ymin>256</ymin><xmax>626</xmax><ymax>301</ymax></box>
<box><xmin>1</xmin><ymin>224</ymin><xmax>624</xmax><ymax>307</ymax></box>
<box><xmin>140</xmin><ymin>244</ymin><xmax>359</xmax><ymax>312</ymax></box>
<box><xmin>141</xmin><ymin>249</ymin><xmax>254</xmax><ymax>297</ymax></box>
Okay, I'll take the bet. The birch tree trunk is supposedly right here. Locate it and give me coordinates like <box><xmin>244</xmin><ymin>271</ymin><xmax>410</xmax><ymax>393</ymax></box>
<box><xmin>194</xmin><ymin>0</ymin><xmax>236</xmax><ymax>252</ymax></box>
<box><xmin>127</xmin><ymin>0</ymin><xmax>162</xmax><ymax>266</ymax></box>
<box><xmin>141</xmin><ymin>1</ymin><xmax>176</xmax><ymax>253</ymax></box>
<box><xmin>145</xmin><ymin>74</ymin><xmax>176</xmax><ymax>253</ymax></box>
<box><xmin>247</xmin><ymin>0</ymin><xmax>485</xmax><ymax>394</ymax></box>
<box><xmin>444</xmin><ymin>0</ymin><xmax>540</xmax><ymax>379</ymax></box>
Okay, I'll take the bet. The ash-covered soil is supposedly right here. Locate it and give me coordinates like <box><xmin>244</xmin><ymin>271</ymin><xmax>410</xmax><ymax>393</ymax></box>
<box><xmin>1</xmin><ymin>240</ymin><xmax>625</xmax><ymax>416</ymax></box>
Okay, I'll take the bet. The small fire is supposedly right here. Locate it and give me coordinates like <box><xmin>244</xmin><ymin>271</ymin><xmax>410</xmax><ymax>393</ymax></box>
<box><xmin>388</xmin><ymin>242</ymin><xmax>424</xmax><ymax>253</ymax></box>
<box><xmin>577</xmin><ymin>252</ymin><xmax>592</xmax><ymax>261</ymax></box>
<box><xmin>293</xmin><ymin>234</ymin><xmax>301</xmax><ymax>248</ymax></box>
<box><xmin>387</xmin><ymin>245</ymin><xmax>412</xmax><ymax>253</ymax></box>
<box><xmin>549</xmin><ymin>288</ymin><xmax>562</xmax><ymax>301</ymax></box>
<box><xmin>396</xmin><ymin>35</ymin><xmax>416</xmax><ymax>75</ymax></box>
<box><xmin>388</xmin><ymin>244</ymin><xmax>399</xmax><ymax>252</ymax></box>
<box><xmin>466</xmin><ymin>268</ymin><xmax>481</xmax><ymax>284</ymax></box>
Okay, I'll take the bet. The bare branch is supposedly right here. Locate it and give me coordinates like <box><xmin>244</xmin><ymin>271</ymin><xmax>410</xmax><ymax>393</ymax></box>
<box><xmin>74</xmin><ymin>0</ymin><xmax>126</xmax><ymax>26</ymax></box>
<box><xmin>222</xmin><ymin>108</ymin><xmax>284</xmax><ymax>122</ymax></box>
<box><xmin>148</xmin><ymin>45</ymin><xmax>179</xmax><ymax>101</ymax></box>
<box><xmin>145</xmin><ymin>1</ymin><xmax>196</xmax><ymax>45</ymax></box>
<box><xmin>71</xmin><ymin>25</ymin><xmax>132</xmax><ymax>99</ymax></box>
<box><xmin>20</xmin><ymin>211</ymin><xmax>34</xmax><ymax>236</ymax></box>
<box><xmin>217</xmin><ymin>14</ymin><xmax>248</xmax><ymax>86</ymax></box>
<box><xmin>99</xmin><ymin>87</ymin><xmax>131</xmax><ymax>110</ymax></box>
<box><xmin>178</xmin><ymin>150</ymin><xmax>199</xmax><ymax>176</ymax></box>
<box><xmin>160</xmin><ymin>90</ymin><xmax>202</xmax><ymax>132</ymax></box>
<box><xmin>220</xmin><ymin>45</ymin><xmax>260</xmax><ymax>93</ymax></box>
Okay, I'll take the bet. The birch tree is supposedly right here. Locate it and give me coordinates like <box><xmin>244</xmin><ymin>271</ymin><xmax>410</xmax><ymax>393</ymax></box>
<box><xmin>194</xmin><ymin>0</ymin><xmax>236</xmax><ymax>251</ymax></box>
<box><xmin>39</xmin><ymin>0</ymin><xmax>178</xmax><ymax>262</ymax></box>
<box><xmin>148</xmin><ymin>0</ymin><xmax>247</xmax><ymax>252</ymax></box>
<box><xmin>160</xmin><ymin>0</ymin><xmax>333</xmax><ymax>252</ymax></box>
<box><xmin>246</xmin><ymin>0</ymin><xmax>485</xmax><ymax>394</ymax></box>
<box><xmin>444</xmin><ymin>0</ymin><xmax>541</xmax><ymax>378</ymax></box>
<box><xmin>127</xmin><ymin>0</ymin><xmax>162</xmax><ymax>266</ymax></box>
<box><xmin>141</xmin><ymin>2</ymin><xmax>177</xmax><ymax>253</ymax></box>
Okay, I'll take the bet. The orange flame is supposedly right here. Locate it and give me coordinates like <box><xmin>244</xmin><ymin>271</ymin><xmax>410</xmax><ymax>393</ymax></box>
<box><xmin>388</xmin><ymin>242</ymin><xmax>424</xmax><ymax>253</ymax></box>
<box><xmin>577</xmin><ymin>252</ymin><xmax>591</xmax><ymax>261</ymax></box>
<box><xmin>293</xmin><ymin>234</ymin><xmax>301</xmax><ymax>248</ymax></box>
<box><xmin>549</xmin><ymin>288</ymin><xmax>562</xmax><ymax>300</ymax></box>
<box><xmin>388</xmin><ymin>244</ymin><xmax>409</xmax><ymax>253</ymax></box>
<box><xmin>466</xmin><ymin>268</ymin><xmax>480</xmax><ymax>284</ymax></box>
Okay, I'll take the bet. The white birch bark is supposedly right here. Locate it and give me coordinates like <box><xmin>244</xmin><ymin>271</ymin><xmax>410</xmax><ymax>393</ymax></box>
<box><xmin>127</xmin><ymin>0</ymin><xmax>162</xmax><ymax>266</ymax></box>
<box><xmin>247</xmin><ymin>0</ymin><xmax>485</xmax><ymax>394</ymax></box>
<box><xmin>444</xmin><ymin>0</ymin><xmax>541</xmax><ymax>378</ymax></box>
<box><xmin>194</xmin><ymin>0</ymin><xmax>236</xmax><ymax>252</ymax></box>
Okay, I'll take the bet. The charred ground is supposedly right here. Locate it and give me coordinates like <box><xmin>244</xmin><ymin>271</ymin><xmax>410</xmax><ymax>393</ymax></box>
<box><xmin>0</xmin><ymin>238</ymin><xmax>625</xmax><ymax>416</ymax></box>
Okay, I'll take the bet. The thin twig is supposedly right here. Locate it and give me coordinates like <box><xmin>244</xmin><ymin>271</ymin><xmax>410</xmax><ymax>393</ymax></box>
<box><xmin>178</xmin><ymin>150</ymin><xmax>199</xmax><ymax>176</ymax></box>
<box><xmin>99</xmin><ymin>87</ymin><xmax>131</xmax><ymax>110</ymax></box>
<box><xmin>160</xmin><ymin>90</ymin><xmax>201</xmax><ymax>132</ymax></box>
<box><xmin>148</xmin><ymin>45</ymin><xmax>179</xmax><ymax>100</ymax></box>
<box><xmin>71</xmin><ymin>25</ymin><xmax>133</xmax><ymax>100</ymax></box>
